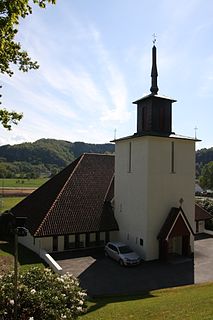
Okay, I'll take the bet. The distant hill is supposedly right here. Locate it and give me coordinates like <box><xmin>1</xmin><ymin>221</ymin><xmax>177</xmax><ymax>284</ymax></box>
<box><xmin>0</xmin><ymin>139</ymin><xmax>115</xmax><ymax>178</ymax></box>
<box><xmin>196</xmin><ymin>147</ymin><xmax>213</xmax><ymax>166</ymax></box>
<box><xmin>0</xmin><ymin>138</ymin><xmax>212</xmax><ymax>179</ymax></box>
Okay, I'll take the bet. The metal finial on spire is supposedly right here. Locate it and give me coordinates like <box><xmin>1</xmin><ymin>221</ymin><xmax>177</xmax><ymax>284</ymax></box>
<box><xmin>194</xmin><ymin>126</ymin><xmax>198</xmax><ymax>139</ymax></box>
<box><xmin>150</xmin><ymin>35</ymin><xmax>159</xmax><ymax>95</ymax></box>
<box><xmin>114</xmin><ymin>128</ymin><xmax>117</xmax><ymax>140</ymax></box>
<box><xmin>152</xmin><ymin>33</ymin><xmax>157</xmax><ymax>45</ymax></box>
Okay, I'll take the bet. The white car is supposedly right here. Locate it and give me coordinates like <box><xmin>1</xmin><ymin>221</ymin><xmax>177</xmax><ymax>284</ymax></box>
<box><xmin>105</xmin><ymin>242</ymin><xmax>141</xmax><ymax>266</ymax></box>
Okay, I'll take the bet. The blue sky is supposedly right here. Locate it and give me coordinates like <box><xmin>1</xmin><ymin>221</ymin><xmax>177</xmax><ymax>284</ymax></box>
<box><xmin>1</xmin><ymin>0</ymin><xmax>213</xmax><ymax>149</ymax></box>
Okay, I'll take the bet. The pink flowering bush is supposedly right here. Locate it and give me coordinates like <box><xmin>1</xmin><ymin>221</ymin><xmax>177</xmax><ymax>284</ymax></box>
<box><xmin>0</xmin><ymin>267</ymin><xmax>87</xmax><ymax>320</ymax></box>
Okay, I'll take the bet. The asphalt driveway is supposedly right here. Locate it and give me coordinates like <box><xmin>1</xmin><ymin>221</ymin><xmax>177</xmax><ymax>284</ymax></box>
<box><xmin>194</xmin><ymin>233</ymin><xmax>213</xmax><ymax>283</ymax></box>
<box><xmin>53</xmin><ymin>234</ymin><xmax>213</xmax><ymax>297</ymax></box>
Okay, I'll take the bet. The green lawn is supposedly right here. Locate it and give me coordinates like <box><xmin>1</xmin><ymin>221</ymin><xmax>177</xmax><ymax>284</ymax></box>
<box><xmin>80</xmin><ymin>283</ymin><xmax>213</xmax><ymax>320</ymax></box>
<box><xmin>0</xmin><ymin>178</ymin><xmax>48</xmax><ymax>188</ymax></box>
<box><xmin>0</xmin><ymin>240</ymin><xmax>45</xmax><ymax>274</ymax></box>
<box><xmin>0</xmin><ymin>196</ymin><xmax>25</xmax><ymax>213</ymax></box>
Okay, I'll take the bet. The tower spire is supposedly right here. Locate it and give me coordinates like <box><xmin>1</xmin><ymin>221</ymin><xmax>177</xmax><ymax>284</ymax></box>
<box><xmin>150</xmin><ymin>35</ymin><xmax>159</xmax><ymax>95</ymax></box>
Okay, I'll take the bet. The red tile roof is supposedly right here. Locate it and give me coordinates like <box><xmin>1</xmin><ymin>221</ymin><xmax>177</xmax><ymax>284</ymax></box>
<box><xmin>12</xmin><ymin>153</ymin><xmax>118</xmax><ymax>237</ymax></box>
<box><xmin>195</xmin><ymin>204</ymin><xmax>212</xmax><ymax>221</ymax></box>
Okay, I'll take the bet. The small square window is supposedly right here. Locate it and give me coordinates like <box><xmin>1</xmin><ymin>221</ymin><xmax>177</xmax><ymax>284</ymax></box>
<box><xmin>140</xmin><ymin>238</ymin><xmax>143</xmax><ymax>246</ymax></box>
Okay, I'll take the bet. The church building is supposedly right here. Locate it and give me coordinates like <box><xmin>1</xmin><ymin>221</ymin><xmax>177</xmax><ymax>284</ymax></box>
<box><xmin>11</xmin><ymin>44</ymin><xmax>198</xmax><ymax>262</ymax></box>
<box><xmin>114</xmin><ymin>44</ymin><xmax>197</xmax><ymax>260</ymax></box>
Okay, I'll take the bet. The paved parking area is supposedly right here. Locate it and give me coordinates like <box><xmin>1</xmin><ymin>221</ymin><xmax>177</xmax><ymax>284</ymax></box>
<box><xmin>194</xmin><ymin>234</ymin><xmax>213</xmax><ymax>283</ymax></box>
<box><xmin>54</xmin><ymin>234</ymin><xmax>213</xmax><ymax>297</ymax></box>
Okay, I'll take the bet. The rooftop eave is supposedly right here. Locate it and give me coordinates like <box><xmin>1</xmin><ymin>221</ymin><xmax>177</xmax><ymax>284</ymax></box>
<box><xmin>111</xmin><ymin>132</ymin><xmax>201</xmax><ymax>143</ymax></box>
<box><xmin>132</xmin><ymin>93</ymin><xmax>177</xmax><ymax>104</ymax></box>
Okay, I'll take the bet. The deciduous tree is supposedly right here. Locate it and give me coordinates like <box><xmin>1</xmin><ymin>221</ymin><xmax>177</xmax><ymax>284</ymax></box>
<box><xmin>0</xmin><ymin>0</ymin><xmax>56</xmax><ymax>129</ymax></box>
<box><xmin>199</xmin><ymin>161</ymin><xmax>213</xmax><ymax>190</ymax></box>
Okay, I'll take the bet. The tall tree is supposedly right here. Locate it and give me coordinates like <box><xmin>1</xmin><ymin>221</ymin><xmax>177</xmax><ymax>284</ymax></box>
<box><xmin>199</xmin><ymin>161</ymin><xmax>213</xmax><ymax>190</ymax></box>
<box><xmin>0</xmin><ymin>0</ymin><xmax>56</xmax><ymax>130</ymax></box>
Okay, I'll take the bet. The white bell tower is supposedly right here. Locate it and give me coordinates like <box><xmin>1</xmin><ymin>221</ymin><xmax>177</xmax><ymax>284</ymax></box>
<box><xmin>114</xmin><ymin>44</ymin><xmax>198</xmax><ymax>261</ymax></box>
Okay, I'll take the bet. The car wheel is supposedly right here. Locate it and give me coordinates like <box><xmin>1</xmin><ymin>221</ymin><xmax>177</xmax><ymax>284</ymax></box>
<box><xmin>119</xmin><ymin>259</ymin><xmax>124</xmax><ymax>266</ymax></box>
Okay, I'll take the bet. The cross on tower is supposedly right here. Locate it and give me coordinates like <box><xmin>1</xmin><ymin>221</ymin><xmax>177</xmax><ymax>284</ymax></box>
<box><xmin>152</xmin><ymin>33</ymin><xmax>157</xmax><ymax>45</ymax></box>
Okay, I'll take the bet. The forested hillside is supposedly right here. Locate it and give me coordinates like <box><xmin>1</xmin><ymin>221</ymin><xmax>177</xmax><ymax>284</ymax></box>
<box><xmin>0</xmin><ymin>139</ymin><xmax>212</xmax><ymax>181</ymax></box>
<box><xmin>196</xmin><ymin>147</ymin><xmax>213</xmax><ymax>166</ymax></box>
<box><xmin>0</xmin><ymin>139</ymin><xmax>115</xmax><ymax>178</ymax></box>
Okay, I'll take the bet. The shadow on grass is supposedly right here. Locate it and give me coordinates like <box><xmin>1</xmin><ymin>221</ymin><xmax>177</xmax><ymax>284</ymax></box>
<box><xmin>85</xmin><ymin>291</ymin><xmax>156</xmax><ymax>315</ymax></box>
<box><xmin>0</xmin><ymin>239</ymin><xmax>44</xmax><ymax>267</ymax></box>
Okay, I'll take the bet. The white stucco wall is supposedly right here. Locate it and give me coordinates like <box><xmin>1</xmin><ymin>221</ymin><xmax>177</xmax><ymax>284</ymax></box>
<box><xmin>18</xmin><ymin>232</ymin><xmax>41</xmax><ymax>254</ymax></box>
<box><xmin>100</xmin><ymin>232</ymin><xmax>105</xmax><ymax>241</ymax></box>
<box><xmin>146</xmin><ymin>136</ymin><xmax>195</xmax><ymax>260</ymax></box>
<box><xmin>114</xmin><ymin>138</ymin><xmax>149</xmax><ymax>259</ymax></box>
<box><xmin>90</xmin><ymin>233</ymin><xmax>96</xmax><ymax>242</ymax></box>
<box><xmin>114</xmin><ymin>135</ymin><xmax>195</xmax><ymax>260</ymax></box>
<box><xmin>40</xmin><ymin>237</ymin><xmax>53</xmax><ymax>252</ymax></box>
<box><xmin>198</xmin><ymin>221</ymin><xmax>205</xmax><ymax>233</ymax></box>
<box><xmin>18</xmin><ymin>233</ymin><xmax>55</xmax><ymax>254</ymax></box>
<box><xmin>58</xmin><ymin>236</ymin><xmax>64</xmax><ymax>251</ymax></box>
<box><xmin>80</xmin><ymin>234</ymin><xmax>85</xmax><ymax>246</ymax></box>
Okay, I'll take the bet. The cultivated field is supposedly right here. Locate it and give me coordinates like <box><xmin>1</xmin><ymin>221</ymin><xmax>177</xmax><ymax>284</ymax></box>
<box><xmin>0</xmin><ymin>178</ymin><xmax>48</xmax><ymax>188</ymax></box>
<box><xmin>0</xmin><ymin>178</ymin><xmax>48</xmax><ymax>212</ymax></box>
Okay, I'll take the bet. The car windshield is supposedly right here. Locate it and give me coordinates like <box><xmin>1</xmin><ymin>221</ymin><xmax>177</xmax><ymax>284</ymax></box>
<box><xmin>118</xmin><ymin>245</ymin><xmax>133</xmax><ymax>254</ymax></box>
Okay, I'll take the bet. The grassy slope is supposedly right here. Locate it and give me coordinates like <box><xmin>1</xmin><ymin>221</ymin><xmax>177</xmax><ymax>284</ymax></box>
<box><xmin>81</xmin><ymin>283</ymin><xmax>213</xmax><ymax>320</ymax></box>
<box><xmin>0</xmin><ymin>197</ymin><xmax>25</xmax><ymax>213</ymax></box>
<box><xmin>0</xmin><ymin>178</ymin><xmax>48</xmax><ymax>188</ymax></box>
<box><xmin>0</xmin><ymin>179</ymin><xmax>47</xmax><ymax>272</ymax></box>
<box><xmin>0</xmin><ymin>241</ymin><xmax>45</xmax><ymax>274</ymax></box>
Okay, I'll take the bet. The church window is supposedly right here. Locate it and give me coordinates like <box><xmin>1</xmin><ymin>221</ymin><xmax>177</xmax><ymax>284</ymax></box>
<box><xmin>119</xmin><ymin>203</ymin><xmax>122</xmax><ymax>213</ymax></box>
<box><xmin>171</xmin><ymin>141</ymin><xmax>175</xmax><ymax>173</ymax></box>
<box><xmin>159</xmin><ymin>106</ymin><xmax>165</xmax><ymax>131</ymax></box>
<box><xmin>142</xmin><ymin>107</ymin><xmax>148</xmax><ymax>131</ymax></box>
<box><xmin>128</xmin><ymin>142</ymin><xmax>132</xmax><ymax>173</ymax></box>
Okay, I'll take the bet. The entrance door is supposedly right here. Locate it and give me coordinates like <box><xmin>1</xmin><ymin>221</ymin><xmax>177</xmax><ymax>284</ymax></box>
<box><xmin>182</xmin><ymin>235</ymin><xmax>190</xmax><ymax>256</ymax></box>
<box><xmin>168</xmin><ymin>236</ymin><xmax>182</xmax><ymax>255</ymax></box>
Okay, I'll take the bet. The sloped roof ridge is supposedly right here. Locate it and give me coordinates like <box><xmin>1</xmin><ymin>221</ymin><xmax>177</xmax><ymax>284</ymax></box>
<box><xmin>82</xmin><ymin>152</ymin><xmax>114</xmax><ymax>156</ymax></box>
<box><xmin>195</xmin><ymin>203</ymin><xmax>213</xmax><ymax>221</ymax></box>
<box><xmin>104</xmin><ymin>174</ymin><xmax>114</xmax><ymax>202</ymax></box>
<box><xmin>34</xmin><ymin>154</ymin><xmax>85</xmax><ymax>236</ymax></box>
<box><xmin>158</xmin><ymin>206</ymin><xmax>194</xmax><ymax>240</ymax></box>
<box><xmin>167</xmin><ymin>206</ymin><xmax>194</xmax><ymax>239</ymax></box>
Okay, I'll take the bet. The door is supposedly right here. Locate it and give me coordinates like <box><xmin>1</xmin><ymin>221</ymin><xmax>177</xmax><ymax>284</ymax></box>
<box><xmin>182</xmin><ymin>235</ymin><xmax>190</xmax><ymax>256</ymax></box>
<box><xmin>168</xmin><ymin>236</ymin><xmax>182</xmax><ymax>255</ymax></box>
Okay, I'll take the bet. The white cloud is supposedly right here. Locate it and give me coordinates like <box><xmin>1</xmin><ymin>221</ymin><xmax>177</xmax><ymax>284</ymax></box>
<box><xmin>90</xmin><ymin>27</ymin><xmax>130</xmax><ymax>122</ymax></box>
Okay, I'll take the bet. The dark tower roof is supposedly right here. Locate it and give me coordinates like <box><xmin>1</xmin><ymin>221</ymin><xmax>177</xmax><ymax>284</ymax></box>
<box><xmin>112</xmin><ymin>44</ymin><xmax>200</xmax><ymax>143</ymax></box>
<box><xmin>132</xmin><ymin>44</ymin><xmax>176</xmax><ymax>137</ymax></box>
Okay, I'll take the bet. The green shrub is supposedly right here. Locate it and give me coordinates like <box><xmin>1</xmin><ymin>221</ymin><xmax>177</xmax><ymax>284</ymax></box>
<box><xmin>0</xmin><ymin>267</ymin><xmax>87</xmax><ymax>320</ymax></box>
